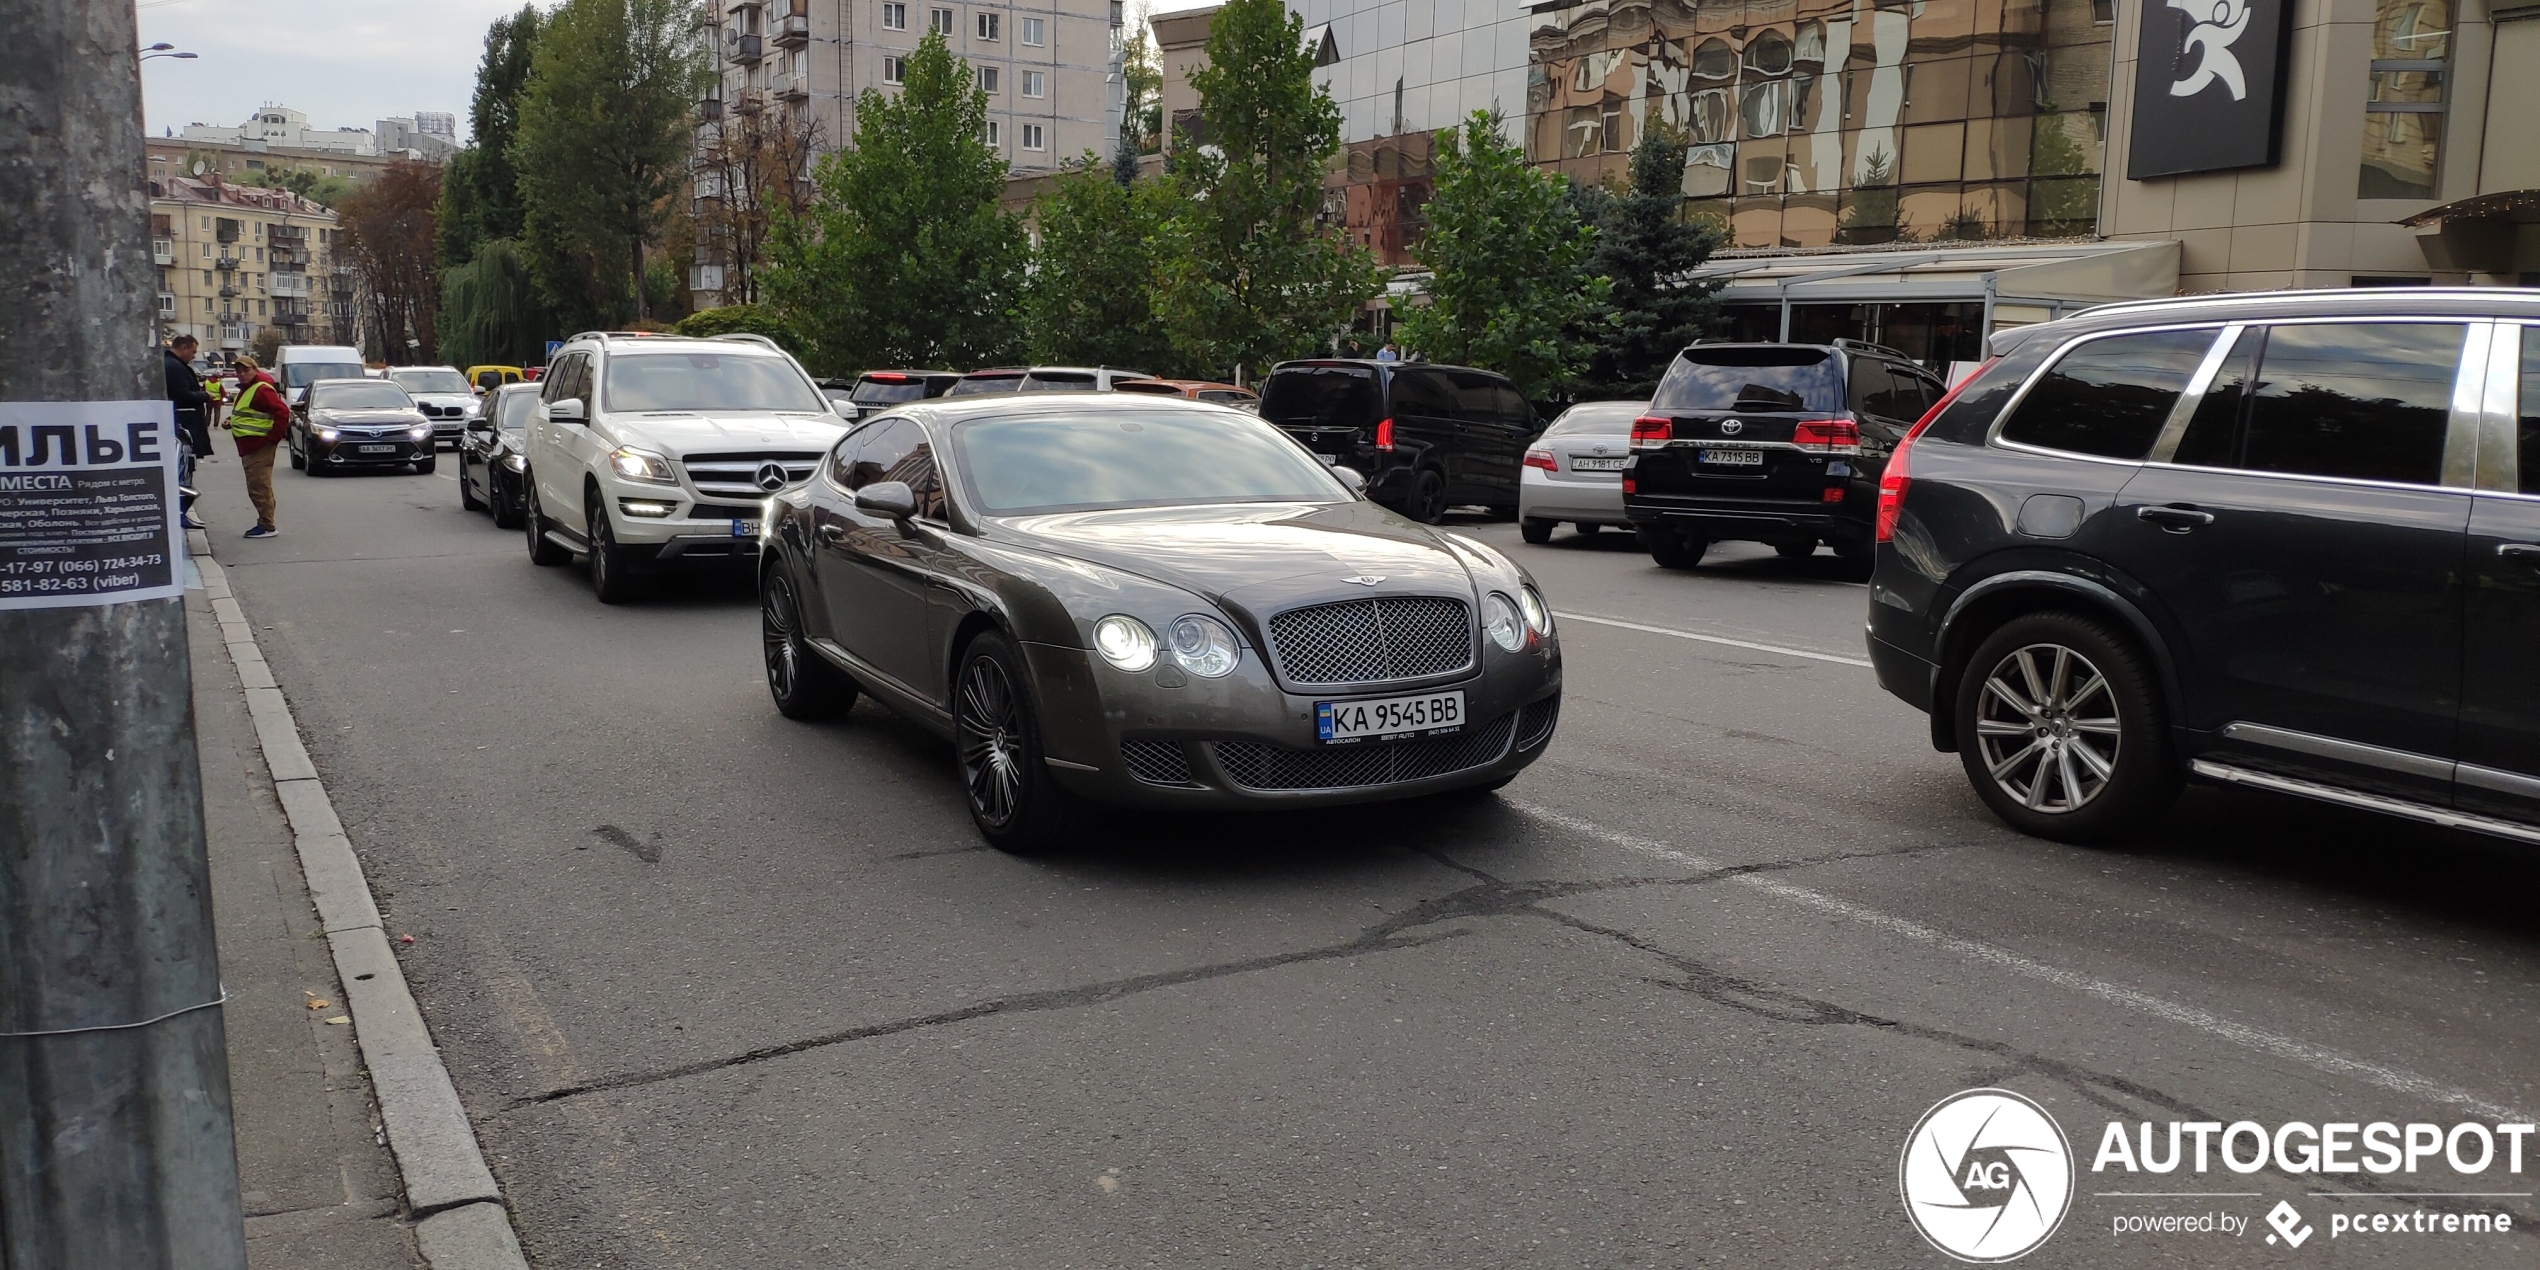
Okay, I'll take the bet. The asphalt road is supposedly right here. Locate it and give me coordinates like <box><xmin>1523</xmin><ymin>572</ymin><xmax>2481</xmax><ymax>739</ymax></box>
<box><xmin>196</xmin><ymin>451</ymin><xmax>2539</xmax><ymax>1268</ymax></box>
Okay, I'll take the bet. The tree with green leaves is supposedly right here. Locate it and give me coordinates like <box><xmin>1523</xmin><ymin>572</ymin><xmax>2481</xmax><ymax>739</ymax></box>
<box><xmin>1121</xmin><ymin>15</ymin><xmax>1162</xmax><ymax>154</ymax></box>
<box><xmin>1394</xmin><ymin>111</ymin><xmax>1605</xmax><ymax>400</ymax></box>
<box><xmin>1153</xmin><ymin>0</ymin><xmax>1379</xmax><ymax>379</ymax></box>
<box><xmin>513</xmin><ymin>0</ymin><xmax>705</xmax><ymax>325</ymax></box>
<box><xmin>762</xmin><ymin>32</ymin><xmax>1027</xmax><ymax>373</ymax></box>
<box><xmin>1023</xmin><ymin>158</ymin><xmax>1174</xmax><ymax>370</ymax></box>
<box><xmin>439</xmin><ymin>5</ymin><xmax>544</xmax><ymax>268</ymax></box>
<box><xmin>1575</xmin><ymin>123</ymin><xmax>1725</xmax><ymax>397</ymax></box>
<box><xmin>438</xmin><ymin>239</ymin><xmax>548</xmax><ymax>367</ymax></box>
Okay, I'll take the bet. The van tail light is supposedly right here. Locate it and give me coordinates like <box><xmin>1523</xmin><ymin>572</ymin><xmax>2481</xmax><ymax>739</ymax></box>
<box><xmin>1629</xmin><ymin>415</ymin><xmax>1673</xmax><ymax>448</ymax></box>
<box><xmin>1375</xmin><ymin>417</ymin><xmax>1395</xmax><ymax>452</ymax></box>
<box><xmin>1876</xmin><ymin>357</ymin><xmax>1995</xmax><ymax>544</ymax></box>
<box><xmin>1522</xmin><ymin>447</ymin><xmax>1556</xmax><ymax>472</ymax></box>
<box><xmin>1789</xmin><ymin>418</ymin><xmax>1862</xmax><ymax>453</ymax></box>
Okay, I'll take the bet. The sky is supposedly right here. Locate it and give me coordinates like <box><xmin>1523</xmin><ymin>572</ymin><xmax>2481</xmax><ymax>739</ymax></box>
<box><xmin>138</xmin><ymin>0</ymin><xmax>526</xmax><ymax>143</ymax></box>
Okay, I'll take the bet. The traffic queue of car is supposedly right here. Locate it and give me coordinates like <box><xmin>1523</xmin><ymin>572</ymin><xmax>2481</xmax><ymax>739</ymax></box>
<box><xmin>408</xmin><ymin>287</ymin><xmax>2540</xmax><ymax>858</ymax></box>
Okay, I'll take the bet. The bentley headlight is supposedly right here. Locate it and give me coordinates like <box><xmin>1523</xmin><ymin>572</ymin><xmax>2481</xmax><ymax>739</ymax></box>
<box><xmin>608</xmin><ymin>445</ymin><xmax>679</xmax><ymax>485</ymax></box>
<box><xmin>1092</xmin><ymin>615</ymin><xmax>1158</xmax><ymax>672</ymax></box>
<box><xmin>1484</xmin><ymin>593</ymin><xmax>1525</xmax><ymax>652</ymax></box>
<box><xmin>1168</xmin><ymin>614</ymin><xmax>1241</xmax><ymax>678</ymax></box>
<box><xmin>1519</xmin><ymin>585</ymin><xmax>1553</xmax><ymax>637</ymax></box>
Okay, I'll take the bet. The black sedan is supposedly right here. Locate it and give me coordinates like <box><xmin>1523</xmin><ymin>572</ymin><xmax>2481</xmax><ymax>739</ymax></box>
<box><xmin>288</xmin><ymin>379</ymin><xmax>436</xmax><ymax>475</ymax></box>
<box><xmin>458</xmin><ymin>381</ymin><xmax>540</xmax><ymax>528</ymax></box>
<box><xmin>758</xmin><ymin>395</ymin><xmax>1564</xmax><ymax>852</ymax></box>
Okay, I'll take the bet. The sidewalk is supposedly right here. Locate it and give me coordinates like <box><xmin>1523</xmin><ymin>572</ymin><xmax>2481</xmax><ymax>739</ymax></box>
<box><xmin>187</xmin><ymin>570</ymin><xmax>421</xmax><ymax>1267</ymax></box>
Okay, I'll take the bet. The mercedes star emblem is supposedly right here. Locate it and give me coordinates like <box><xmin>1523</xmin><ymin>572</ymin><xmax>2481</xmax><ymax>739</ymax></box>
<box><xmin>754</xmin><ymin>462</ymin><xmax>791</xmax><ymax>492</ymax></box>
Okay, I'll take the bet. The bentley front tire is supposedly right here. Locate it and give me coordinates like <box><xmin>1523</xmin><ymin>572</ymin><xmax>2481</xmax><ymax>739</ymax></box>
<box><xmin>762</xmin><ymin>571</ymin><xmax>855</xmax><ymax>720</ymax></box>
<box><xmin>954</xmin><ymin>630</ymin><xmax>1080</xmax><ymax>855</ymax></box>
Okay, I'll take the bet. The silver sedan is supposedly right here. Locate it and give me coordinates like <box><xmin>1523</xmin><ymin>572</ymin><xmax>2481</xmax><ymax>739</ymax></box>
<box><xmin>1519</xmin><ymin>400</ymin><xmax>1646</xmax><ymax>544</ymax></box>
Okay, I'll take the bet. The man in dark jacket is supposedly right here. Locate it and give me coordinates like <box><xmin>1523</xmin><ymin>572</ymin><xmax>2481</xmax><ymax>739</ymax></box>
<box><xmin>164</xmin><ymin>335</ymin><xmax>212</xmax><ymax>529</ymax></box>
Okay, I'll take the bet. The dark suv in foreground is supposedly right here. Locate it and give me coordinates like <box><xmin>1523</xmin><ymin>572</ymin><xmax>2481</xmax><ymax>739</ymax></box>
<box><xmin>1625</xmin><ymin>340</ymin><xmax>1945</xmax><ymax>575</ymax></box>
<box><xmin>1257</xmin><ymin>359</ymin><xmax>1542</xmax><ymax>523</ymax></box>
<box><xmin>1869</xmin><ymin>288</ymin><xmax>2540</xmax><ymax>847</ymax></box>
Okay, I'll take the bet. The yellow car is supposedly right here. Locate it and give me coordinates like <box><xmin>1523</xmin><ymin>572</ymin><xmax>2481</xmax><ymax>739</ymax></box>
<box><xmin>464</xmin><ymin>365</ymin><xmax>525</xmax><ymax>392</ymax></box>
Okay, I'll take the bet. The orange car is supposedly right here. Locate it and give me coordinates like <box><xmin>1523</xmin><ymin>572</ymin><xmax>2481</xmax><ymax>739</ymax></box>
<box><xmin>1114</xmin><ymin>378</ymin><xmax>1259</xmax><ymax>409</ymax></box>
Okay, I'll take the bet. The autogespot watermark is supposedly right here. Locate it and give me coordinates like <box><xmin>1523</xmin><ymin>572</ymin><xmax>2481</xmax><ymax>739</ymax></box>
<box><xmin>1903</xmin><ymin>1091</ymin><xmax>2534</xmax><ymax>1260</ymax></box>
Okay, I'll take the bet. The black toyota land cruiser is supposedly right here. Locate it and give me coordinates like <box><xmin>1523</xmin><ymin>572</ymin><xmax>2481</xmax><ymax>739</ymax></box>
<box><xmin>1869</xmin><ymin>288</ymin><xmax>2540</xmax><ymax>848</ymax></box>
<box><xmin>1624</xmin><ymin>340</ymin><xmax>1946</xmax><ymax>576</ymax></box>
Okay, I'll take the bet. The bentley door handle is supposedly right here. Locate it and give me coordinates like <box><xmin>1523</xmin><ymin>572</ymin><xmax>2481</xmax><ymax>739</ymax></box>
<box><xmin>2498</xmin><ymin>542</ymin><xmax>2540</xmax><ymax>562</ymax></box>
<box><xmin>2136</xmin><ymin>505</ymin><xmax>2215</xmax><ymax>531</ymax></box>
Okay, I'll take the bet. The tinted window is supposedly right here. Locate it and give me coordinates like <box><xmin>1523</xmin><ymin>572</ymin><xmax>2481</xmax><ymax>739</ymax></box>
<box><xmin>1260</xmin><ymin>365</ymin><xmax>1381</xmax><ymax>427</ymax></box>
<box><xmin>1491</xmin><ymin>384</ymin><xmax>1535</xmax><ymax>428</ymax></box>
<box><xmin>950</xmin><ymin>409</ymin><xmax>1349</xmax><ymax>513</ymax></box>
<box><xmin>945</xmin><ymin>373</ymin><xmax>1023</xmax><ymax>397</ymax></box>
<box><xmin>388</xmin><ymin>369</ymin><xmax>473</xmax><ymax>395</ymax></box>
<box><xmin>2239</xmin><ymin>323</ymin><xmax>2462</xmax><ymax>485</ymax></box>
<box><xmin>603</xmin><ymin>353</ymin><xmax>825</xmax><ymax>413</ymax></box>
<box><xmin>2172</xmin><ymin>327</ymin><xmax>2256</xmax><ymax>467</ymax></box>
<box><xmin>1999</xmin><ymin>328</ymin><xmax>2218</xmax><ymax>459</ymax></box>
<box><xmin>1019</xmin><ymin>372</ymin><xmax>1098</xmax><ymax>393</ymax></box>
<box><xmin>853</xmin><ymin>378</ymin><xmax>931</xmax><ymax>405</ymax></box>
<box><xmin>2518</xmin><ymin>329</ymin><xmax>2540</xmax><ymax>495</ymax></box>
<box><xmin>1388</xmin><ymin>370</ymin><xmax>1454</xmax><ymax>418</ymax></box>
<box><xmin>1651</xmin><ymin>347</ymin><xmax>1842</xmax><ymax>413</ymax></box>
<box><xmin>543</xmin><ymin>354</ymin><xmax>589</xmax><ymax>405</ymax></box>
<box><xmin>1542</xmin><ymin>402</ymin><xmax>1649</xmax><ymax>438</ymax></box>
<box><xmin>310</xmin><ymin>382</ymin><xmax>414</xmax><ymax>410</ymax></box>
<box><xmin>1196</xmin><ymin>389</ymin><xmax>1255</xmax><ymax>405</ymax></box>
<box><xmin>834</xmin><ymin>419</ymin><xmax>944</xmax><ymax>518</ymax></box>
<box><xmin>1846</xmin><ymin>359</ymin><xmax>1893</xmax><ymax>415</ymax></box>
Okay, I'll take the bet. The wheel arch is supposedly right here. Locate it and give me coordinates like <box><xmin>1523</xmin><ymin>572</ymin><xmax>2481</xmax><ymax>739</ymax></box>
<box><xmin>1929</xmin><ymin>570</ymin><xmax>2183</xmax><ymax>755</ymax></box>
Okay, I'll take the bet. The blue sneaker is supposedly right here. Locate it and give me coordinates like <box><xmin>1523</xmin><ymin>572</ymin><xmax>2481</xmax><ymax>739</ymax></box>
<box><xmin>243</xmin><ymin>525</ymin><xmax>278</xmax><ymax>539</ymax></box>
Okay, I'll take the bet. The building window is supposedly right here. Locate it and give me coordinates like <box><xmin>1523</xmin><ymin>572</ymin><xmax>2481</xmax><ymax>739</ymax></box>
<box><xmin>983</xmin><ymin>119</ymin><xmax>1002</xmax><ymax>146</ymax></box>
<box><xmin>1022</xmin><ymin>69</ymin><xmax>1045</xmax><ymax>98</ymax></box>
<box><xmin>883</xmin><ymin>55</ymin><xmax>906</xmax><ymax>83</ymax></box>
<box><xmin>2361</xmin><ymin>0</ymin><xmax>2449</xmax><ymax>198</ymax></box>
<box><xmin>976</xmin><ymin>11</ymin><xmax>998</xmax><ymax>39</ymax></box>
<box><xmin>929</xmin><ymin>6</ymin><xmax>953</xmax><ymax>35</ymax></box>
<box><xmin>1020</xmin><ymin>16</ymin><xmax>1043</xmax><ymax>44</ymax></box>
<box><xmin>882</xmin><ymin>1</ymin><xmax>905</xmax><ymax>28</ymax></box>
<box><xmin>979</xmin><ymin>65</ymin><xmax>1000</xmax><ymax>93</ymax></box>
<box><xmin>1022</xmin><ymin>123</ymin><xmax>1045</xmax><ymax>150</ymax></box>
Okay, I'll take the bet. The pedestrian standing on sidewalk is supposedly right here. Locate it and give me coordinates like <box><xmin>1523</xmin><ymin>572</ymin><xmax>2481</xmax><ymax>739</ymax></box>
<box><xmin>226</xmin><ymin>352</ymin><xmax>289</xmax><ymax>539</ymax></box>
<box><xmin>163</xmin><ymin>334</ymin><xmax>213</xmax><ymax>529</ymax></box>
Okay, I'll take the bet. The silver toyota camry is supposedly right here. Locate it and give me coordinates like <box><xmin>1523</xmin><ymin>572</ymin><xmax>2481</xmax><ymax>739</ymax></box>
<box><xmin>757</xmin><ymin>394</ymin><xmax>1564</xmax><ymax>851</ymax></box>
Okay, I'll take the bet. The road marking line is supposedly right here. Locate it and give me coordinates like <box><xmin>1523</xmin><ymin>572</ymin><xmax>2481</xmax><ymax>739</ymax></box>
<box><xmin>1505</xmin><ymin>797</ymin><xmax>2525</xmax><ymax>1121</ymax></box>
<box><xmin>1554</xmin><ymin>611</ymin><xmax>1872</xmax><ymax>667</ymax></box>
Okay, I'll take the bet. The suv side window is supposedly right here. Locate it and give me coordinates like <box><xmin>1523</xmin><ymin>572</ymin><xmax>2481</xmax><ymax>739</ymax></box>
<box><xmin>1999</xmin><ymin>328</ymin><xmax>2217</xmax><ymax>460</ymax></box>
<box><xmin>2520</xmin><ymin>329</ymin><xmax>2540</xmax><ymax>494</ymax></box>
<box><xmin>1847</xmin><ymin>358</ymin><xmax>1894</xmax><ymax>418</ymax></box>
<box><xmin>1491</xmin><ymin>384</ymin><xmax>1535</xmax><ymax>429</ymax></box>
<box><xmin>540</xmin><ymin>354</ymin><xmax>581</xmax><ymax>406</ymax></box>
<box><xmin>2238</xmin><ymin>323</ymin><xmax>2463</xmax><ymax>486</ymax></box>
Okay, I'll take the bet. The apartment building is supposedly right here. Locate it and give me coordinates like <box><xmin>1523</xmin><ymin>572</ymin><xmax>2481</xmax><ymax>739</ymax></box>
<box><xmin>150</xmin><ymin>175</ymin><xmax>352</xmax><ymax>356</ymax></box>
<box><xmin>694</xmin><ymin>0</ymin><xmax>1126</xmax><ymax>303</ymax></box>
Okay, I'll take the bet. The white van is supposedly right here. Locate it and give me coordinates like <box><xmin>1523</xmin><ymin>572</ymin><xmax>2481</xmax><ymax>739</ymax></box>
<box><xmin>273</xmin><ymin>344</ymin><xmax>367</xmax><ymax>406</ymax></box>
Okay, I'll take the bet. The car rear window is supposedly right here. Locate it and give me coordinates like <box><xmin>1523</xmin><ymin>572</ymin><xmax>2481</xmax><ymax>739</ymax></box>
<box><xmin>1997</xmin><ymin>328</ymin><xmax>2220</xmax><ymax>459</ymax></box>
<box><xmin>945</xmin><ymin>373</ymin><xmax>1024</xmax><ymax>397</ymax></box>
<box><xmin>1650</xmin><ymin>347</ymin><xmax>1842</xmax><ymax>414</ymax></box>
<box><xmin>1115</xmin><ymin>380</ymin><xmax>1184</xmax><ymax>396</ymax></box>
<box><xmin>1541</xmin><ymin>402</ymin><xmax>1649</xmax><ymax>438</ymax></box>
<box><xmin>852</xmin><ymin>378</ymin><xmax>931</xmax><ymax>405</ymax></box>
<box><xmin>1259</xmin><ymin>365</ymin><xmax>1380</xmax><ymax>428</ymax></box>
<box><xmin>1020</xmin><ymin>371</ymin><xmax>1099</xmax><ymax>392</ymax></box>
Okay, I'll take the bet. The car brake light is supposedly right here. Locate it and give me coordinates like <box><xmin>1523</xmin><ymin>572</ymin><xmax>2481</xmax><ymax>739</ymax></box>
<box><xmin>1789</xmin><ymin>418</ymin><xmax>1862</xmax><ymax>452</ymax></box>
<box><xmin>1622</xmin><ymin>475</ymin><xmax>1636</xmax><ymax>495</ymax></box>
<box><xmin>1630</xmin><ymin>415</ymin><xmax>1672</xmax><ymax>447</ymax></box>
<box><xmin>1876</xmin><ymin>356</ymin><xmax>1996</xmax><ymax>544</ymax></box>
<box><xmin>1375</xmin><ymin>417</ymin><xmax>1395</xmax><ymax>451</ymax></box>
<box><xmin>1823</xmin><ymin>487</ymin><xmax>1845</xmax><ymax>502</ymax></box>
<box><xmin>1522</xmin><ymin>447</ymin><xmax>1556</xmax><ymax>472</ymax></box>
<box><xmin>868</xmin><ymin>372</ymin><xmax>912</xmax><ymax>383</ymax></box>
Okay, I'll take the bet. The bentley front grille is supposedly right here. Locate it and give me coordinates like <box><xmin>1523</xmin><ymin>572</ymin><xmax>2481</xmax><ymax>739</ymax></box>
<box><xmin>1120</xmin><ymin>739</ymin><xmax>1198</xmax><ymax>787</ymax></box>
<box><xmin>1265</xmin><ymin>596</ymin><xmax>1471</xmax><ymax>686</ymax></box>
<box><xmin>1211</xmin><ymin>712</ymin><xmax>1515</xmax><ymax>791</ymax></box>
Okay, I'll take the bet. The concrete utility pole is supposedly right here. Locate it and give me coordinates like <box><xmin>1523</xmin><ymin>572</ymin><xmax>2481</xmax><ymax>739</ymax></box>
<box><xmin>0</xmin><ymin>1</ymin><xmax>251</xmax><ymax>1266</ymax></box>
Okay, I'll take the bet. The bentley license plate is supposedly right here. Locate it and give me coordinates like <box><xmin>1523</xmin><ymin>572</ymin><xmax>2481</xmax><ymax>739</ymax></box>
<box><xmin>1570</xmin><ymin>456</ymin><xmax>1626</xmax><ymax>471</ymax></box>
<box><xmin>1697</xmin><ymin>448</ymin><xmax>1764</xmax><ymax>466</ymax></box>
<box><xmin>1317</xmin><ymin>690</ymin><xmax>1464</xmax><ymax>744</ymax></box>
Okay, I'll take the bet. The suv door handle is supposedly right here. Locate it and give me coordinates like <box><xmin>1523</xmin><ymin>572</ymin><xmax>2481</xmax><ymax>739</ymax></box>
<box><xmin>2137</xmin><ymin>505</ymin><xmax>2215</xmax><ymax>531</ymax></box>
<box><xmin>817</xmin><ymin>522</ymin><xmax>848</xmax><ymax>544</ymax></box>
<box><xmin>2499</xmin><ymin>542</ymin><xmax>2540</xmax><ymax>562</ymax></box>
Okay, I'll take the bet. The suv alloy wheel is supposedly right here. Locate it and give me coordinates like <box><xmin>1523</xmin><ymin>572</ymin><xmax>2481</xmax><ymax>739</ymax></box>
<box><xmin>1953</xmin><ymin>612</ymin><xmax>2180</xmax><ymax>843</ymax></box>
<box><xmin>586</xmin><ymin>495</ymin><xmax>641</xmax><ymax>604</ymax></box>
<box><xmin>1642</xmin><ymin>526</ymin><xmax>1708</xmax><ymax>569</ymax></box>
<box><xmin>523</xmin><ymin>476</ymin><xmax>570</xmax><ymax>566</ymax></box>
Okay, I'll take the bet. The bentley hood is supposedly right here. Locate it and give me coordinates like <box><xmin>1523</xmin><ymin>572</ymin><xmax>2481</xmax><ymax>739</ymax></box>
<box><xmin>997</xmin><ymin>500</ymin><xmax>1492</xmax><ymax>610</ymax></box>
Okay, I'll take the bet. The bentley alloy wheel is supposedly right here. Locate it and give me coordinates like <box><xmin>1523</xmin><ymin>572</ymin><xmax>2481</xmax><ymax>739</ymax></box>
<box><xmin>952</xmin><ymin>631</ymin><xmax>1077</xmax><ymax>853</ymax></box>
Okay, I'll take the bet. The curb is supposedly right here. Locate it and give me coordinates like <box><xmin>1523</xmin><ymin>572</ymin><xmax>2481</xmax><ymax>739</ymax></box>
<box><xmin>193</xmin><ymin>531</ymin><xmax>531</xmax><ymax>1270</ymax></box>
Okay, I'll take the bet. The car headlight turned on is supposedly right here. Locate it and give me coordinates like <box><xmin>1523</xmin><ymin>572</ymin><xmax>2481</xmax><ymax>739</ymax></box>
<box><xmin>1092</xmin><ymin>615</ymin><xmax>1158</xmax><ymax>672</ymax></box>
<box><xmin>316</xmin><ymin>427</ymin><xmax>340</xmax><ymax>441</ymax></box>
<box><xmin>1519</xmin><ymin>585</ymin><xmax>1553</xmax><ymax>638</ymax></box>
<box><xmin>608</xmin><ymin>445</ymin><xmax>679</xmax><ymax>485</ymax></box>
<box><xmin>1484</xmin><ymin>593</ymin><xmax>1525</xmax><ymax>652</ymax></box>
<box><xmin>408</xmin><ymin>425</ymin><xmax>430</xmax><ymax>440</ymax></box>
<box><xmin>501</xmin><ymin>453</ymin><xmax>526</xmax><ymax>472</ymax></box>
<box><xmin>1169</xmin><ymin>614</ymin><xmax>1241</xmax><ymax>678</ymax></box>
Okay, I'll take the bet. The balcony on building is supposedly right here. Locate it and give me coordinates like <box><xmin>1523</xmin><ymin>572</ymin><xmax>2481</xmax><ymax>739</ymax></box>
<box><xmin>724</xmin><ymin>29</ymin><xmax>761</xmax><ymax>62</ymax></box>
<box><xmin>215</xmin><ymin>217</ymin><xmax>241</xmax><ymax>243</ymax></box>
<box><xmin>699</xmin><ymin>95</ymin><xmax>725</xmax><ymax>122</ymax></box>
<box><xmin>774</xmin><ymin>4</ymin><xmax>809</xmax><ymax>45</ymax></box>
<box><xmin>214</xmin><ymin>252</ymin><xmax>237</xmax><ymax>271</ymax></box>
<box><xmin>153</xmin><ymin>239</ymin><xmax>174</xmax><ymax>265</ymax></box>
<box><xmin>774</xmin><ymin>72</ymin><xmax>809</xmax><ymax>102</ymax></box>
<box><xmin>732</xmin><ymin>89</ymin><xmax>766</xmax><ymax>115</ymax></box>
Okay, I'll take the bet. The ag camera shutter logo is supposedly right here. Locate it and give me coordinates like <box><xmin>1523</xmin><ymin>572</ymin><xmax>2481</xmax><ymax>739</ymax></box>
<box><xmin>1900</xmin><ymin>1089</ymin><xmax>2076</xmax><ymax>1262</ymax></box>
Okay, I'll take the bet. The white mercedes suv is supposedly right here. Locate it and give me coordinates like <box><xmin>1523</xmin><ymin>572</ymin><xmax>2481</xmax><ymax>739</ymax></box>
<box><xmin>520</xmin><ymin>332</ymin><xmax>851</xmax><ymax>602</ymax></box>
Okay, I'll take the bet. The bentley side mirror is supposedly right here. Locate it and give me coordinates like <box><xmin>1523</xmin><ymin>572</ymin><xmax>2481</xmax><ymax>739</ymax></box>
<box><xmin>853</xmin><ymin>480</ymin><xmax>918</xmax><ymax>523</ymax></box>
<box><xmin>1331</xmin><ymin>465</ymin><xmax>1368</xmax><ymax>495</ymax></box>
<box><xmin>544</xmin><ymin>398</ymin><xmax>585</xmax><ymax>424</ymax></box>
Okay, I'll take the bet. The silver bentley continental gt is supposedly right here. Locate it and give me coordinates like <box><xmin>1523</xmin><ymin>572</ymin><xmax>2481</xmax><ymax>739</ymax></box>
<box><xmin>756</xmin><ymin>394</ymin><xmax>1564</xmax><ymax>852</ymax></box>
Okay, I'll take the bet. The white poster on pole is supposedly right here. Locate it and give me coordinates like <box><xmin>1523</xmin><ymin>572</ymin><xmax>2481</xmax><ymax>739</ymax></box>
<box><xmin>0</xmin><ymin>401</ymin><xmax>184</xmax><ymax>610</ymax></box>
